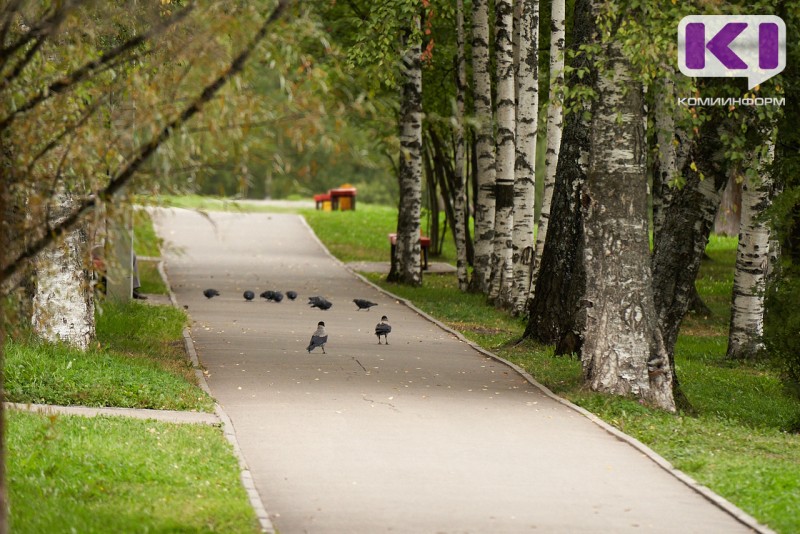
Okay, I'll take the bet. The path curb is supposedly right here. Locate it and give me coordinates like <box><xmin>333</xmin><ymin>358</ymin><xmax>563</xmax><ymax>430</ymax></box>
<box><xmin>298</xmin><ymin>215</ymin><xmax>774</xmax><ymax>534</ymax></box>
<box><xmin>158</xmin><ymin>258</ymin><xmax>276</xmax><ymax>534</ymax></box>
<box><xmin>5</xmin><ymin>402</ymin><xmax>219</xmax><ymax>425</ymax></box>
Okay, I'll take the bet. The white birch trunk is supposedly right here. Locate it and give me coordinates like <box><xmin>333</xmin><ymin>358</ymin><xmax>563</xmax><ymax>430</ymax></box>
<box><xmin>530</xmin><ymin>0</ymin><xmax>565</xmax><ymax>302</ymax></box>
<box><xmin>390</xmin><ymin>21</ymin><xmax>423</xmax><ymax>286</ymax></box>
<box><xmin>579</xmin><ymin>21</ymin><xmax>675</xmax><ymax>412</ymax></box>
<box><xmin>32</xmin><ymin>192</ymin><xmax>95</xmax><ymax>350</ymax></box>
<box><xmin>511</xmin><ymin>0</ymin><xmax>540</xmax><ymax>314</ymax></box>
<box><xmin>489</xmin><ymin>0</ymin><xmax>516</xmax><ymax>304</ymax></box>
<box><xmin>727</xmin><ymin>139</ymin><xmax>775</xmax><ymax>359</ymax></box>
<box><xmin>470</xmin><ymin>0</ymin><xmax>496</xmax><ymax>294</ymax></box>
<box><xmin>454</xmin><ymin>0</ymin><xmax>470</xmax><ymax>291</ymax></box>
<box><xmin>652</xmin><ymin>75</ymin><xmax>676</xmax><ymax>240</ymax></box>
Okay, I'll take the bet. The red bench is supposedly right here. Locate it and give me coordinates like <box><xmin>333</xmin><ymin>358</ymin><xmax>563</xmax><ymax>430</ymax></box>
<box><xmin>329</xmin><ymin>187</ymin><xmax>357</xmax><ymax>211</ymax></box>
<box><xmin>389</xmin><ymin>233</ymin><xmax>431</xmax><ymax>270</ymax></box>
<box><xmin>314</xmin><ymin>192</ymin><xmax>331</xmax><ymax>210</ymax></box>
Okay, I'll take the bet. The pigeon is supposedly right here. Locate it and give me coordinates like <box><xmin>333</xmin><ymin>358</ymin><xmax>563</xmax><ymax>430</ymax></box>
<box><xmin>203</xmin><ymin>288</ymin><xmax>220</xmax><ymax>299</ymax></box>
<box><xmin>307</xmin><ymin>321</ymin><xmax>328</xmax><ymax>354</ymax></box>
<box><xmin>286</xmin><ymin>290</ymin><xmax>298</xmax><ymax>300</ymax></box>
<box><xmin>308</xmin><ymin>296</ymin><xmax>333</xmax><ymax>310</ymax></box>
<box><xmin>375</xmin><ymin>316</ymin><xmax>392</xmax><ymax>345</ymax></box>
<box><xmin>243</xmin><ymin>290</ymin><xmax>255</xmax><ymax>301</ymax></box>
<box><xmin>353</xmin><ymin>298</ymin><xmax>377</xmax><ymax>311</ymax></box>
<box><xmin>260</xmin><ymin>290</ymin><xmax>284</xmax><ymax>303</ymax></box>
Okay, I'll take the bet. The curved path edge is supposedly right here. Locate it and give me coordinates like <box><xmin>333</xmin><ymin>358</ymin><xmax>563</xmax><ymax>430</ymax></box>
<box><xmin>298</xmin><ymin>215</ymin><xmax>774</xmax><ymax>534</ymax></box>
<box><xmin>158</xmin><ymin>259</ymin><xmax>276</xmax><ymax>534</ymax></box>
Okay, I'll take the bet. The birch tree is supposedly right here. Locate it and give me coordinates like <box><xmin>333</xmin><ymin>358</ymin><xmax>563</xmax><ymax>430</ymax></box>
<box><xmin>453</xmin><ymin>0</ymin><xmax>469</xmax><ymax>291</ymax></box>
<box><xmin>578</xmin><ymin>0</ymin><xmax>674</xmax><ymax>411</ymax></box>
<box><xmin>727</xmin><ymin>134</ymin><xmax>776</xmax><ymax>359</ymax></box>
<box><xmin>31</xmin><ymin>192</ymin><xmax>95</xmax><ymax>350</ymax></box>
<box><xmin>469</xmin><ymin>0</ymin><xmax>496</xmax><ymax>293</ymax></box>
<box><xmin>488</xmin><ymin>0</ymin><xmax>515</xmax><ymax>304</ymax></box>
<box><xmin>388</xmin><ymin>20</ymin><xmax>424</xmax><ymax>286</ymax></box>
<box><xmin>510</xmin><ymin>0</ymin><xmax>540</xmax><ymax>315</ymax></box>
<box><xmin>530</xmin><ymin>0</ymin><xmax>565</xmax><ymax>300</ymax></box>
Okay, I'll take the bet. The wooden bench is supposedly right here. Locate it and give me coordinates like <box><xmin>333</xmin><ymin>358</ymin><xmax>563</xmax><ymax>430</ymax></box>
<box><xmin>313</xmin><ymin>192</ymin><xmax>331</xmax><ymax>210</ymax></box>
<box><xmin>329</xmin><ymin>186</ymin><xmax>357</xmax><ymax>211</ymax></box>
<box><xmin>389</xmin><ymin>233</ymin><xmax>431</xmax><ymax>270</ymax></box>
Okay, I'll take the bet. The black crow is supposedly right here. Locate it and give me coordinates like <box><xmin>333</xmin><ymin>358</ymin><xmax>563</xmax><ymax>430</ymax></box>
<box><xmin>203</xmin><ymin>289</ymin><xmax>220</xmax><ymax>299</ymax></box>
<box><xmin>260</xmin><ymin>290</ymin><xmax>275</xmax><ymax>301</ymax></box>
<box><xmin>308</xmin><ymin>296</ymin><xmax>333</xmax><ymax>310</ymax></box>
<box><xmin>353</xmin><ymin>298</ymin><xmax>377</xmax><ymax>311</ymax></box>
<box><xmin>307</xmin><ymin>321</ymin><xmax>328</xmax><ymax>354</ymax></box>
<box><xmin>286</xmin><ymin>290</ymin><xmax>298</xmax><ymax>300</ymax></box>
<box><xmin>375</xmin><ymin>316</ymin><xmax>391</xmax><ymax>344</ymax></box>
<box><xmin>272</xmin><ymin>291</ymin><xmax>284</xmax><ymax>303</ymax></box>
<box><xmin>243</xmin><ymin>290</ymin><xmax>255</xmax><ymax>301</ymax></box>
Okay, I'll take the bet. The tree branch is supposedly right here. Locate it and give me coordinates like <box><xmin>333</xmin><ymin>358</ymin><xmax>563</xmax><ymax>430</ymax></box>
<box><xmin>0</xmin><ymin>4</ymin><xmax>194</xmax><ymax>132</ymax></box>
<box><xmin>0</xmin><ymin>0</ymin><xmax>292</xmax><ymax>288</ymax></box>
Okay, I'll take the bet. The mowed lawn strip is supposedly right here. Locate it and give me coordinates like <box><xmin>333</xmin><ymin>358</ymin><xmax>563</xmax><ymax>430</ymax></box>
<box><xmin>6</xmin><ymin>301</ymin><xmax>214</xmax><ymax>412</ymax></box>
<box><xmin>7</xmin><ymin>410</ymin><xmax>260</xmax><ymax>534</ymax></box>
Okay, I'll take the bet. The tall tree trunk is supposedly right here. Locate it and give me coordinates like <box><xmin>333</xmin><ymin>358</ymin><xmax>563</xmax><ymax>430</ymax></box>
<box><xmin>454</xmin><ymin>0</ymin><xmax>470</xmax><ymax>291</ymax></box>
<box><xmin>727</xmin><ymin>136</ymin><xmax>776</xmax><ymax>359</ymax></box>
<box><xmin>510</xmin><ymin>0</ymin><xmax>540</xmax><ymax>315</ymax></box>
<box><xmin>387</xmin><ymin>23</ymin><xmax>423</xmax><ymax>286</ymax></box>
<box><xmin>524</xmin><ymin>0</ymin><xmax>591</xmax><ymax>347</ymax></box>
<box><xmin>578</xmin><ymin>4</ymin><xmax>675</xmax><ymax>412</ymax></box>
<box><xmin>652</xmin><ymin>74</ymin><xmax>679</xmax><ymax>242</ymax></box>
<box><xmin>489</xmin><ymin>0</ymin><xmax>515</xmax><ymax>304</ymax></box>
<box><xmin>530</xmin><ymin>0</ymin><xmax>565</xmax><ymax>300</ymax></box>
<box><xmin>469</xmin><ymin>0</ymin><xmax>496</xmax><ymax>293</ymax></box>
<box><xmin>0</xmin><ymin>143</ymin><xmax>9</xmax><ymax>534</ymax></box>
<box><xmin>714</xmin><ymin>175</ymin><xmax>742</xmax><ymax>236</ymax></box>
<box><xmin>31</xmin><ymin>192</ymin><xmax>95</xmax><ymax>350</ymax></box>
<box><xmin>652</xmin><ymin>115</ymin><xmax>728</xmax><ymax>410</ymax></box>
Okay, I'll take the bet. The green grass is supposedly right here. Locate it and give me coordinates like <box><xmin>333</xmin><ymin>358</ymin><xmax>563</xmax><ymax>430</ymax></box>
<box><xmin>133</xmin><ymin>210</ymin><xmax>169</xmax><ymax>295</ymax></box>
<box><xmin>6</xmin><ymin>301</ymin><xmax>214</xmax><ymax>412</ymax></box>
<box><xmin>304</xmin><ymin>205</ymin><xmax>800</xmax><ymax>534</ymax></box>
<box><xmin>7</xmin><ymin>410</ymin><xmax>259</xmax><ymax>533</ymax></box>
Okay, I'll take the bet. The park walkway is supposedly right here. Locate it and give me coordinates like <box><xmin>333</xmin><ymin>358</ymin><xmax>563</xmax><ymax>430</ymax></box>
<box><xmin>153</xmin><ymin>207</ymin><xmax>764</xmax><ymax>534</ymax></box>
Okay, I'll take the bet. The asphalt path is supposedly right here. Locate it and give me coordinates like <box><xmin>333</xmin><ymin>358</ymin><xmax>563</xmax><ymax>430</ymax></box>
<box><xmin>154</xmin><ymin>208</ymin><xmax>759</xmax><ymax>534</ymax></box>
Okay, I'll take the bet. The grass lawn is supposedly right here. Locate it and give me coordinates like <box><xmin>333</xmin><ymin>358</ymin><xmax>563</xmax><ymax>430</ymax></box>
<box><xmin>7</xmin><ymin>410</ymin><xmax>259</xmax><ymax>533</ymax></box>
<box><xmin>6</xmin><ymin>299</ymin><xmax>214</xmax><ymax>412</ymax></box>
<box><xmin>5</xmin><ymin>205</ymin><xmax>248</xmax><ymax>531</ymax></box>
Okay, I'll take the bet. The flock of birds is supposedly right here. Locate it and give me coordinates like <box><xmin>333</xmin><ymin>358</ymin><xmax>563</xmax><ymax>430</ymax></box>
<box><xmin>201</xmin><ymin>288</ymin><xmax>392</xmax><ymax>352</ymax></box>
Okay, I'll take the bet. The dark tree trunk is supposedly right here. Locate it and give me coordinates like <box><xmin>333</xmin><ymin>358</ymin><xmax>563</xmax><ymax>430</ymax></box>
<box><xmin>652</xmin><ymin>120</ymin><xmax>728</xmax><ymax>357</ymax></box>
<box><xmin>523</xmin><ymin>0</ymin><xmax>592</xmax><ymax>348</ymax></box>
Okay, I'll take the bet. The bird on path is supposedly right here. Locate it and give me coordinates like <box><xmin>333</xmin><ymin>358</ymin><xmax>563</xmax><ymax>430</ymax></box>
<box><xmin>243</xmin><ymin>290</ymin><xmax>255</xmax><ymax>301</ymax></box>
<box><xmin>260</xmin><ymin>290</ymin><xmax>275</xmax><ymax>301</ymax></box>
<box><xmin>353</xmin><ymin>298</ymin><xmax>377</xmax><ymax>311</ymax></box>
<box><xmin>286</xmin><ymin>290</ymin><xmax>298</xmax><ymax>300</ymax></box>
<box><xmin>375</xmin><ymin>316</ymin><xmax>391</xmax><ymax>345</ymax></box>
<box><xmin>308</xmin><ymin>296</ymin><xmax>333</xmax><ymax>310</ymax></box>
<box><xmin>203</xmin><ymin>289</ymin><xmax>220</xmax><ymax>299</ymax></box>
<box><xmin>307</xmin><ymin>321</ymin><xmax>328</xmax><ymax>354</ymax></box>
<box><xmin>272</xmin><ymin>291</ymin><xmax>284</xmax><ymax>303</ymax></box>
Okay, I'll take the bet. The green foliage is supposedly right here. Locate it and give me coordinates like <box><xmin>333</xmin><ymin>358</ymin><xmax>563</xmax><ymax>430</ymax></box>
<box><xmin>7</xmin><ymin>411</ymin><xmax>259</xmax><ymax>533</ymax></box>
<box><xmin>5</xmin><ymin>301</ymin><xmax>213</xmax><ymax>412</ymax></box>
